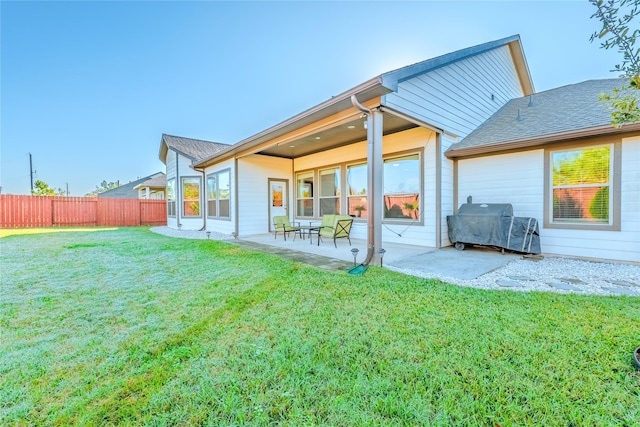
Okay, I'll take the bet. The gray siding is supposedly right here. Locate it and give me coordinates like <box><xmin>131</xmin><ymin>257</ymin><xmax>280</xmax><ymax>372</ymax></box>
<box><xmin>383</xmin><ymin>45</ymin><xmax>524</xmax><ymax>138</ymax></box>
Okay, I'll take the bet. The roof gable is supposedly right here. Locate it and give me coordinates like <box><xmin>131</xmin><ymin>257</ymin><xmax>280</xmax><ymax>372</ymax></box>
<box><xmin>380</xmin><ymin>35</ymin><xmax>533</xmax><ymax>94</ymax></box>
<box><xmin>159</xmin><ymin>134</ymin><xmax>230</xmax><ymax>164</ymax></box>
<box><xmin>192</xmin><ymin>35</ymin><xmax>533</xmax><ymax>168</ymax></box>
<box><xmin>446</xmin><ymin>78</ymin><xmax>638</xmax><ymax>158</ymax></box>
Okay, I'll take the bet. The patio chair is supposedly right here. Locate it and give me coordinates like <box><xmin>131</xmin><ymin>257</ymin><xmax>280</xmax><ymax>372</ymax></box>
<box><xmin>273</xmin><ymin>216</ymin><xmax>300</xmax><ymax>241</ymax></box>
<box><xmin>317</xmin><ymin>214</ymin><xmax>353</xmax><ymax>247</ymax></box>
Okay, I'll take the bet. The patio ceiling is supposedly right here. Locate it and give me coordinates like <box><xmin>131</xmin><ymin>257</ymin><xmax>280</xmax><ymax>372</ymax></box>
<box><xmin>256</xmin><ymin>112</ymin><xmax>418</xmax><ymax>159</ymax></box>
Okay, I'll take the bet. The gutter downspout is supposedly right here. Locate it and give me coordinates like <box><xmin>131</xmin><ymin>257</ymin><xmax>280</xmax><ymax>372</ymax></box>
<box><xmin>194</xmin><ymin>166</ymin><xmax>206</xmax><ymax>231</ymax></box>
<box><xmin>351</xmin><ymin>95</ymin><xmax>383</xmax><ymax>266</ymax></box>
<box><xmin>176</xmin><ymin>153</ymin><xmax>181</xmax><ymax>229</ymax></box>
<box><xmin>234</xmin><ymin>157</ymin><xmax>239</xmax><ymax>238</ymax></box>
<box><xmin>435</xmin><ymin>132</ymin><xmax>441</xmax><ymax>248</ymax></box>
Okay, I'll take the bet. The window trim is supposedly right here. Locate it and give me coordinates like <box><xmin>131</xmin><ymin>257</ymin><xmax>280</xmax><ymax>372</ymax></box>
<box><xmin>180</xmin><ymin>176</ymin><xmax>202</xmax><ymax>219</ymax></box>
<box><xmin>166</xmin><ymin>178</ymin><xmax>176</xmax><ymax>217</ymax></box>
<box><xmin>293</xmin><ymin>148</ymin><xmax>424</xmax><ymax>226</ymax></box>
<box><xmin>206</xmin><ymin>169</ymin><xmax>231</xmax><ymax>221</ymax></box>
<box><xmin>318</xmin><ymin>166</ymin><xmax>341</xmax><ymax>216</ymax></box>
<box><xmin>543</xmin><ymin>140</ymin><xmax>621</xmax><ymax>231</ymax></box>
<box><xmin>295</xmin><ymin>170</ymin><xmax>316</xmax><ymax>218</ymax></box>
<box><xmin>346</xmin><ymin>162</ymin><xmax>368</xmax><ymax>219</ymax></box>
<box><xmin>382</xmin><ymin>151</ymin><xmax>423</xmax><ymax>225</ymax></box>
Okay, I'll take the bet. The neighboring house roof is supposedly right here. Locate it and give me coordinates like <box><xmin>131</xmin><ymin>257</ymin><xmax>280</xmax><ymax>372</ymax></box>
<box><xmin>159</xmin><ymin>134</ymin><xmax>230</xmax><ymax>164</ymax></box>
<box><xmin>192</xmin><ymin>35</ymin><xmax>532</xmax><ymax>169</ymax></box>
<box><xmin>98</xmin><ymin>172</ymin><xmax>164</xmax><ymax>198</ymax></box>
<box><xmin>446</xmin><ymin>78</ymin><xmax>640</xmax><ymax>158</ymax></box>
<box><xmin>133</xmin><ymin>173</ymin><xmax>166</xmax><ymax>190</ymax></box>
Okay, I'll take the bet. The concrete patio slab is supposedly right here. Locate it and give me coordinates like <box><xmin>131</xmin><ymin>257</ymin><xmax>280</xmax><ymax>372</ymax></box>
<box><xmin>238</xmin><ymin>233</ymin><xmax>518</xmax><ymax>280</ymax></box>
<box><xmin>386</xmin><ymin>246</ymin><xmax>520</xmax><ymax>280</ymax></box>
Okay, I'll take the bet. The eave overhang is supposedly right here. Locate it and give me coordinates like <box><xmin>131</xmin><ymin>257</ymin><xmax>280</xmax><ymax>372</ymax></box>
<box><xmin>445</xmin><ymin>123</ymin><xmax>640</xmax><ymax>159</ymax></box>
<box><xmin>193</xmin><ymin>77</ymin><xmax>393</xmax><ymax>169</ymax></box>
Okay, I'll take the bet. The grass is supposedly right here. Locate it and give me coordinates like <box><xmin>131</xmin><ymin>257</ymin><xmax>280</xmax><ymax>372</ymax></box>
<box><xmin>1</xmin><ymin>227</ymin><xmax>639</xmax><ymax>426</ymax></box>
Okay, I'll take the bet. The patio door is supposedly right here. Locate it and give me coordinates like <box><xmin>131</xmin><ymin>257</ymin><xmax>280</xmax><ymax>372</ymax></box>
<box><xmin>268</xmin><ymin>179</ymin><xmax>288</xmax><ymax>232</ymax></box>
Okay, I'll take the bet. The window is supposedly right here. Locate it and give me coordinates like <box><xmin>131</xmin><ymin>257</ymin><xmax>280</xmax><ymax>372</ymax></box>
<box><xmin>207</xmin><ymin>170</ymin><xmax>231</xmax><ymax>219</ymax></box>
<box><xmin>293</xmin><ymin>150</ymin><xmax>422</xmax><ymax>222</ymax></box>
<box><xmin>347</xmin><ymin>164</ymin><xmax>367</xmax><ymax>218</ymax></box>
<box><xmin>296</xmin><ymin>171</ymin><xmax>314</xmax><ymax>217</ymax></box>
<box><xmin>182</xmin><ymin>177</ymin><xmax>201</xmax><ymax>217</ymax></box>
<box><xmin>167</xmin><ymin>178</ymin><xmax>176</xmax><ymax>217</ymax></box>
<box><xmin>319</xmin><ymin>167</ymin><xmax>340</xmax><ymax>216</ymax></box>
<box><xmin>549</xmin><ymin>145</ymin><xmax>613</xmax><ymax>225</ymax></box>
<box><xmin>383</xmin><ymin>154</ymin><xmax>420</xmax><ymax>220</ymax></box>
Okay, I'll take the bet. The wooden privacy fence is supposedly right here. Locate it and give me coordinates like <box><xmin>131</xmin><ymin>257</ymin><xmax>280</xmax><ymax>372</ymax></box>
<box><xmin>0</xmin><ymin>195</ymin><xmax>167</xmax><ymax>228</ymax></box>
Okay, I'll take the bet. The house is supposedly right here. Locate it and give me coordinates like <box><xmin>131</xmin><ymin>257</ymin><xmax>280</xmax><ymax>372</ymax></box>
<box><xmin>446</xmin><ymin>79</ymin><xmax>640</xmax><ymax>262</ymax></box>
<box><xmin>134</xmin><ymin>173</ymin><xmax>167</xmax><ymax>199</ymax></box>
<box><xmin>158</xmin><ymin>134</ymin><xmax>230</xmax><ymax>226</ymax></box>
<box><xmin>159</xmin><ymin>35</ymin><xmax>640</xmax><ymax>263</ymax></box>
<box><xmin>98</xmin><ymin>172</ymin><xmax>165</xmax><ymax>199</ymax></box>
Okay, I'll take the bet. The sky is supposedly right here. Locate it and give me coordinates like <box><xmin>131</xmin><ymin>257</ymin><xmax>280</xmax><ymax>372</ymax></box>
<box><xmin>0</xmin><ymin>0</ymin><xmax>623</xmax><ymax>196</ymax></box>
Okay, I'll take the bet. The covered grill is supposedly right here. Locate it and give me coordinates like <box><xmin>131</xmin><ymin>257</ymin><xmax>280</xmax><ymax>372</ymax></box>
<box><xmin>447</xmin><ymin>201</ymin><xmax>541</xmax><ymax>254</ymax></box>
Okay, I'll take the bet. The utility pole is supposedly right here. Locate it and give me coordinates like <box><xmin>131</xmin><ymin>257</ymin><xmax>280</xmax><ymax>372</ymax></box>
<box><xmin>29</xmin><ymin>152</ymin><xmax>34</xmax><ymax>192</ymax></box>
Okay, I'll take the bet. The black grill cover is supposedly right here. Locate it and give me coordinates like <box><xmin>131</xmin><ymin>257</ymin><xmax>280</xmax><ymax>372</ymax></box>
<box><xmin>447</xmin><ymin>203</ymin><xmax>541</xmax><ymax>254</ymax></box>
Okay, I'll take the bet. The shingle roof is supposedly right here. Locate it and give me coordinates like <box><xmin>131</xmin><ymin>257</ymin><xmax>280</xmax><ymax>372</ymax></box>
<box><xmin>446</xmin><ymin>78</ymin><xmax>631</xmax><ymax>157</ymax></box>
<box><xmin>161</xmin><ymin>134</ymin><xmax>229</xmax><ymax>162</ymax></box>
<box><xmin>98</xmin><ymin>172</ymin><xmax>164</xmax><ymax>199</ymax></box>
<box><xmin>133</xmin><ymin>174</ymin><xmax>166</xmax><ymax>190</ymax></box>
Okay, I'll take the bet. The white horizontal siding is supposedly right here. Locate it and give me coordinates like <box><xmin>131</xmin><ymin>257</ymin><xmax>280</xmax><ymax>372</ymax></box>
<box><xmin>457</xmin><ymin>150</ymin><xmax>544</xmax><ymax>218</ymax></box>
<box><xmin>165</xmin><ymin>150</ymin><xmax>203</xmax><ymax>230</ymax></box>
<box><xmin>237</xmin><ymin>155</ymin><xmax>293</xmax><ymax>236</ymax></box>
<box><xmin>175</xmin><ymin>153</ymin><xmax>202</xmax><ymax>230</ymax></box>
<box><xmin>456</xmin><ymin>140</ymin><xmax>640</xmax><ymax>263</ymax></box>
<box><xmin>205</xmin><ymin>159</ymin><xmax>236</xmax><ymax>236</ymax></box>
<box><xmin>165</xmin><ymin>151</ymin><xmax>177</xmax><ymax>228</ymax></box>
<box><xmin>166</xmin><ymin>150</ymin><xmax>177</xmax><ymax>180</ymax></box>
<box><xmin>384</xmin><ymin>45</ymin><xmax>524</xmax><ymax>138</ymax></box>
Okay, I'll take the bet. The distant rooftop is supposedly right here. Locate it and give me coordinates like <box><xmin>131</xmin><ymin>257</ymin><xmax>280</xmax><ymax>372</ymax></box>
<box><xmin>98</xmin><ymin>172</ymin><xmax>164</xmax><ymax>199</ymax></box>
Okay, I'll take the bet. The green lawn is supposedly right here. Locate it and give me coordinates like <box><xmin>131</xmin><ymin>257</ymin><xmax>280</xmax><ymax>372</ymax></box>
<box><xmin>1</xmin><ymin>227</ymin><xmax>639</xmax><ymax>426</ymax></box>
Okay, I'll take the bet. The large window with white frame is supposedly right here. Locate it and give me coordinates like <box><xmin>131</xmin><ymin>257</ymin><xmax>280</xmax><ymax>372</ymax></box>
<box><xmin>167</xmin><ymin>178</ymin><xmax>176</xmax><ymax>217</ymax></box>
<box><xmin>207</xmin><ymin>169</ymin><xmax>231</xmax><ymax>219</ymax></box>
<box><xmin>347</xmin><ymin>163</ymin><xmax>367</xmax><ymax>218</ymax></box>
<box><xmin>294</xmin><ymin>150</ymin><xmax>422</xmax><ymax>223</ymax></box>
<box><xmin>319</xmin><ymin>167</ymin><xmax>340</xmax><ymax>216</ymax></box>
<box><xmin>546</xmin><ymin>143</ymin><xmax>619</xmax><ymax>229</ymax></box>
<box><xmin>383</xmin><ymin>153</ymin><xmax>421</xmax><ymax>220</ymax></box>
<box><xmin>296</xmin><ymin>171</ymin><xmax>314</xmax><ymax>217</ymax></box>
<box><xmin>181</xmin><ymin>177</ymin><xmax>201</xmax><ymax>217</ymax></box>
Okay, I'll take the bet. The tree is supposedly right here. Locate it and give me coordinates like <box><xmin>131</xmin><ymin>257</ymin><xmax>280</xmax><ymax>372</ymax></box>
<box><xmin>85</xmin><ymin>180</ymin><xmax>119</xmax><ymax>197</ymax></box>
<box><xmin>31</xmin><ymin>180</ymin><xmax>65</xmax><ymax>196</ymax></box>
<box><xmin>590</xmin><ymin>0</ymin><xmax>640</xmax><ymax>126</ymax></box>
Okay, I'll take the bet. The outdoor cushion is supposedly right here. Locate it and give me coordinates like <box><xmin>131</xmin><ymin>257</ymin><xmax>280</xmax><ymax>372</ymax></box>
<box><xmin>318</xmin><ymin>214</ymin><xmax>353</xmax><ymax>247</ymax></box>
<box><xmin>273</xmin><ymin>216</ymin><xmax>300</xmax><ymax>241</ymax></box>
<box><xmin>319</xmin><ymin>215</ymin><xmax>352</xmax><ymax>238</ymax></box>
